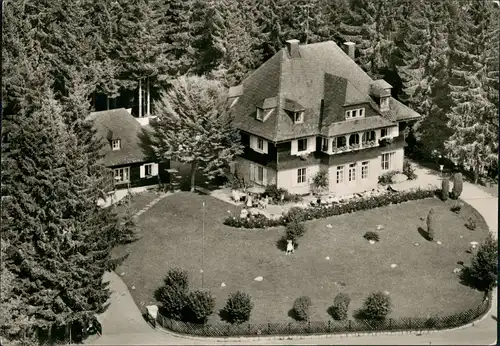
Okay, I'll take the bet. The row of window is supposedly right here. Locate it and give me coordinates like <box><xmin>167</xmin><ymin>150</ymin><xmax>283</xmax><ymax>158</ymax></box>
<box><xmin>345</xmin><ymin>108</ymin><xmax>365</xmax><ymax>119</ymax></box>
<box><xmin>251</xmin><ymin>127</ymin><xmax>395</xmax><ymax>156</ymax></box>
<box><xmin>114</xmin><ymin>163</ymin><xmax>157</xmax><ymax>183</ymax></box>
<box><xmin>295</xmin><ymin>152</ymin><xmax>395</xmax><ymax>185</ymax></box>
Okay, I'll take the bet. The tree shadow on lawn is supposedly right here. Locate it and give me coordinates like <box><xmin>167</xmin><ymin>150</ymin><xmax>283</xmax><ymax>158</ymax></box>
<box><xmin>287</xmin><ymin>308</ymin><xmax>303</xmax><ymax>321</ymax></box>
<box><xmin>276</xmin><ymin>237</ymin><xmax>299</xmax><ymax>252</ymax></box>
<box><xmin>417</xmin><ymin>226</ymin><xmax>433</xmax><ymax>241</ymax></box>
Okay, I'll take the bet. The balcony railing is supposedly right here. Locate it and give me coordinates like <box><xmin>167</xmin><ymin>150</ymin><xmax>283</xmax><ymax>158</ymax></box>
<box><xmin>330</xmin><ymin>140</ymin><xmax>378</xmax><ymax>154</ymax></box>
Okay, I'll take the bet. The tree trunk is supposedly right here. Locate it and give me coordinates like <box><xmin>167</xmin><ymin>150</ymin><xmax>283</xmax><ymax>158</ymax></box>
<box><xmin>106</xmin><ymin>95</ymin><xmax>110</xmax><ymax>110</ymax></box>
<box><xmin>146</xmin><ymin>77</ymin><xmax>151</xmax><ymax>116</ymax></box>
<box><xmin>138</xmin><ymin>79</ymin><xmax>142</xmax><ymax>118</ymax></box>
<box><xmin>474</xmin><ymin>162</ymin><xmax>480</xmax><ymax>184</ymax></box>
<box><xmin>190</xmin><ymin>161</ymin><xmax>197</xmax><ymax>192</ymax></box>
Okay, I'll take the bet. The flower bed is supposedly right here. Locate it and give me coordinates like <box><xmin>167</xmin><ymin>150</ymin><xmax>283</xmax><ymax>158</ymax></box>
<box><xmin>223</xmin><ymin>188</ymin><xmax>438</xmax><ymax>229</ymax></box>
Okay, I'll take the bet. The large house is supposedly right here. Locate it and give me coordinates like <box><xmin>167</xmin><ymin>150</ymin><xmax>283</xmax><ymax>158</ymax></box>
<box><xmin>229</xmin><ymin>39</ymin><xmax>421</xmax><ymax>196</ymax></box>
<box><xmin>87</xmin><ymin>108</ymin><xmax>169</xmax><ymax>189</ymax></box>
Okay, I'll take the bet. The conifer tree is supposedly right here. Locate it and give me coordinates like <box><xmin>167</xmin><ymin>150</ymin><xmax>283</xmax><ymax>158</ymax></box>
<box><xmin>163</xmin><ymin>0</ymin><xmax>198</xmax><ymax>77</ymax></box>
<box><xmin>339</xmin><ymin>0</ymin><xmax>392</xmax><ymax>78</ymax></box>
<box><xmin>149</xmin><ymin>75</ymin><xmax>243</xmax><ymax>191</ymax></box>
<box><xmin>444</xmin><ymin>0</ymin><xmax>499</xmax><ymax>182</ymax></box>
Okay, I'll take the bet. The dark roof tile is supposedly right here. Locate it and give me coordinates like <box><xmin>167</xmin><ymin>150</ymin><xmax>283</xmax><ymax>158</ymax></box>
<box><xmin>87</xmin><ymin>108</ymin><xmax>150</xmax><ymax>166</ymax></box>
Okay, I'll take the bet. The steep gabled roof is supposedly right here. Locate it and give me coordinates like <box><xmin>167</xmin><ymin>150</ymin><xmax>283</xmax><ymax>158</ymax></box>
<box><xmin>87</xmin><ymin>108</ymin><xmax>149</xmax><ymax>166</ymax></box>
<box><xmin>231</xmin><ymin>40</ymin><xmax>421</xmax><ymax>142</ymax></box>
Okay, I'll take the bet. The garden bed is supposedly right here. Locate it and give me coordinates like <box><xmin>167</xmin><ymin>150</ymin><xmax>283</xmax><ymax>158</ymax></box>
<box><xmin>115</xmin><ymin>192</ymin><xmax>489</xmax><ymax>325</ymax></box>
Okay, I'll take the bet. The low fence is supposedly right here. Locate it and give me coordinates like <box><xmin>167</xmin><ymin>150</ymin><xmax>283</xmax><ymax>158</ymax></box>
<box><xmin>152</xmin><ymin>293</ymin><xmax>491</xmax><ymax>338</ymax></box>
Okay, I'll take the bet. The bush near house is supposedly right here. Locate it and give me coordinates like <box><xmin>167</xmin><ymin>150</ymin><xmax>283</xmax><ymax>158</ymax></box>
<box><xmin>451</xmin><ymin>173</ymin><xmax>463</xmax><ymax>199</ymax></box>
<box><xmin>293</xmin><ymin>296</ymin><xmax>312</xmax><ymax>321</ymax></box>
<box><xmin>427</xmin><ymin>208</ymin><xmax>436</xmax><ymax>241</ymax></box>
<box><xmin>441</xmin><ymin>178</ymin><xmax>450</xmax><ymax>201</ymax></box>
<box><xmin>403</xmin><ymin>159</ymin><xmax>418</xmax><ymax>180</ymax></box>
<box><xmin>224</xmin><ymin>188</ymin><xmax>438</xmax><ymax>229</ymax></box>
<box><xmin>311</xmin><ymin>170</ymin><xmax>329</xmax><ymax>195</ymax></box>
<box><xmin>330</xmin><ymin>293</ymin><xmax>351</xmax><ymax>321</ymax></box>
<box><xmin>360</xmin><ymin>292</ymin><xmax>392</xmax><ymax>320</ymax></box>
<box><xmin>263</xmin><ymin>185</ymin><xmax>303</xmax><ymax>204</ymax></box>
<box><xmin>378</xmin><ymin>170</ymin><xmax>400</xmax><ymax>184</ymax></box>
<box><xmin>220</xmin><ymin>291</ymin><xmax>254</xmax><ymax>324</ymax></box>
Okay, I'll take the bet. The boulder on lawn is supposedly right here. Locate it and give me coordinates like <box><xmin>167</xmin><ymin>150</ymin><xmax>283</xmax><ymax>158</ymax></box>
<box><xmin>254</xmin><ymin>276</ymin><xmax>263</xmax><ymax>282</ymax></box>
<box><xmin>392</xmin><ymin>173</ymin><xmax>408</xmax><ymax>183</ymax></box>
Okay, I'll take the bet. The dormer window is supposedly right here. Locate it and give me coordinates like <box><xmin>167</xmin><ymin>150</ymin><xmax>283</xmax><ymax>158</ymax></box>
<box><xmin>256</xmin><ymin>107</ymin><xmax>274</xmax><ymax>122</ymax></box>
<box><xmin>345</xmin><ymin>108</ymin><xmax>365</xmax><ymax>119</ymax></box>
<box><xmin>256</xmin><ymin>108</ymin><xmax>263</xmax><ymax>121</ymax></box>
<box><xmin>294</xmin><ymin>111</ymin><xmax>304</xmax><ymax>124</ymax></box>
<box><xmin>111</xmin><ymin>139</ymin><xmax>121</xmax><ymax>151</ymax></box>
<box><xmin>380</xmin><ymin>97</ymin><xmax>390</xmax><ymax>111</ymax></box>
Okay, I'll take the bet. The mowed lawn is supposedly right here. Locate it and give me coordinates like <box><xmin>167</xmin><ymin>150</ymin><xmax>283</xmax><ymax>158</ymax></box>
<box><xmin>115</xmin><ymin>192</ymin><xmax>489</xmax><ymax>324</ymax></box>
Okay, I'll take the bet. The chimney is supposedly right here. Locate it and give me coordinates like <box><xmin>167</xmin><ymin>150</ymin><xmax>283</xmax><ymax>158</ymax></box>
<box><xmin>343</xmin><ymin>42</ymin><xmax>355</xmax><ymax>60</ymax></box>
<box><xmin>286</xmin><ymin>39</ymin><xmax>300</xmax><ymax>58</ymax></box>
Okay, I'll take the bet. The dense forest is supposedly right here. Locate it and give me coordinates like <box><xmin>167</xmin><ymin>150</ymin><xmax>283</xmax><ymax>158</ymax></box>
<box><xmin>1</xmin><ymin>0</ymin><xmax>498</xmax><ymax>343</ymax></box>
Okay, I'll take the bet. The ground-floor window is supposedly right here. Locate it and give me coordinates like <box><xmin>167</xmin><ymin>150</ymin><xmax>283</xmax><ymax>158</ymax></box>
<box><xmin>336</xmin><ymin>166</ymin><xmax>344</xmax><ymax>183</ymax></box>
<box><xmin>250</xmin><ymin>163</ymin><xmax>266</xmax><ymax>184</ymax></box>
<box><xmin>144</xmin><ymin>163</ymin><xmax>153</xmax><ymax>176</ymax></box>
<box><xmin>381</xmin><ymin>152</ymin><xmax>395</xmax><ymax>171</ymax></box>
<box><xmin>297</xmin><ymin>168</ymin><xmax>307</xmax><ymax>184</ymax></box>
<box><xmin>361</xmin><ymin>161</ymin><xmax>369</xmax><ymax>179</ymax></box>
<box><xmin>348</xmin><ymin>163</ymin><xmax>356</xmax><ymax>181</ymax></box>
<box><xmin>114</xmin><ymin>167</ymin><xmax>130</xmax><ymax>183</ymax></box>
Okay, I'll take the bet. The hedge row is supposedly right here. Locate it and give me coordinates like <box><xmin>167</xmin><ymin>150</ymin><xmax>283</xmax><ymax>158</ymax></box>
<box><xmin>223</xmin><ymin>188</ymin><xmax>438</xmax><ymax>229</ymax></box>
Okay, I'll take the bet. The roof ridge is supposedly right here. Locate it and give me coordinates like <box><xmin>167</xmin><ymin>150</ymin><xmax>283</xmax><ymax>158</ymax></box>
<box><xmin>274</xmin><ymin>48</ymin><xmax>285</xmax><ymax>143</ymax></box>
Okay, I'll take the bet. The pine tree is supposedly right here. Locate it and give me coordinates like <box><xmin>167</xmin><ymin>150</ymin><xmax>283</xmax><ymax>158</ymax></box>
<box><xmin>149</xmin><ymin>75</ymin><xmax>243</xmax><ymax>191</ymax></box>
<box><xmin>163</xmin><ymin>0</ymin><xmax>198</xmax><ymax>77</ymax></box>
<box><xmin>339</xmin><ymin>0</ymin><xmax>392</xmax><ymax>78</ymax></box>
<box><xmin>202</xmin><ymin>0</ymin><xmax>263</xmax><ymax>86</ymax></box>
<box><xmin>395</xmin><ymin>0</ymin><xmax>453</xmax><ymax>152</ymax></box>
<box><xmin>444</xmin><ymin>0</ymin><xmax>499</xmax><ymax>182</ymax></box>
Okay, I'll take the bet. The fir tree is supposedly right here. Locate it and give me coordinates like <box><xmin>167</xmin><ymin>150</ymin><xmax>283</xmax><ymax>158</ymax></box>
<box><xmin>339</xmin><ymin>0</ymin><xmax>392</xmax><ymax>78</ymax></box>
<box><xmin>149</xmin><ymin>75</ymin><xmax>243</xmax><ymax>191</ymax></box>
<box><xmin>1</xmin><ymin>59</ymin><xmax>132</xmax><ymax>342</ymax></box>
<box><xmin>163</xmin><ymin>0</ymin><xmax>198</xmax><ymax>77</ymax></box>
<box><xmin>444</xmin><ymin>0</ymin><xmax>499</xmax><ymax>182</ymax></box>
<box><xmin>395</xmin><ymin>0</ymin><xmax>453</xmax><ymax>152</ymax></box>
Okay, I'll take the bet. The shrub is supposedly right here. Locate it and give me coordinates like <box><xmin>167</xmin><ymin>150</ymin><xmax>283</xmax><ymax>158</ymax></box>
<box><xmin>221</xmin><ymin>291</ymin><xmax>253</xmax><ymax>324</ymax></box>
<box><xmin>224</xmin><ymin>188</ymin><xmax>438</xmax><ymax>229</ymax></box>
<box><xmin>450</xmin><ymin>203</ymin><xmax>462</xmax><ymax>214</ymax></box>
<box><xmin>283</xmin><ymin>192</ymin><xmax>303</xmax><ymax>203</ymax></box>
<box><xmin>363</xmin><ymin>231</ymin><xmax>380</xmax><ymax>242</ymax></box>
<box><xmin>155</xmin><ymin>285</ymin><xmax>187</xmax><ymax>320</ymax></box>
<box><xmin>361</xmin><ymin>292</ymin><xmax>392</xmax><ymax>320</ymax></box>
<box><xmin>264</xmin><ymin>185</ymin><xmax>288</xmax><ymax>203</ymax></box>
<box><xmin>293</xmin><ymin>296</ymin><xmax>312</xmax><ymax>321</ymax></box>
<box><xmin>403</xmin><ymin>159</ymin><xmax>417</xmax><ymax>180</ymax></box>
<box><xmin>465</xmin><ymin>217</ymin><xmax>476</xmax><ymax>231</ymax></box>
<box><xmin>330</xmin><ymin>293</ymin><xmax>351</xmax><ymax>320</ymax></box>
<box><xmin>285</xmin><ymin>221</ymin><xmax>306</xmax><ymax>242</ymax></box>
<box><xmin>441</xmin><ymin>178</ymin><xmax>450</xmax><ymax>201</ymax></box>
<box><xmin>378</xmin><ymin>170</ymin><xmax>399</xmax><ymax>184</ymax></box>
<box><xmin>451</xmin><ymin>173</ymin><xmax>463</xmax><ymax>199</ymax></box>
<box><xmin>184</xmin><ymin>290</ymin><xmax>216</xmax><ymax>324</ymax></box>
<box><xmin>311</xmin><ymin>170</ymin><xmax>329</xmax><ymax>195</ymax></box>
<box><xmin>163</xmin><ymin>267</ymin><xmax>189</xmax><ymax>292</ymax></box>
<box><xmin>467</xmin><ymin>234</ymin><xmax>498</xmax><ymax>291</ymax></box>
<box><xmin>426</xmin><ymin>208</ymin><xmax>436</xmax><ymax>241</ymax></box>
<box><xmin>285</xmin><ymin>207</ymin><xmax>307</xmax><ymax>223</ymax></box>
